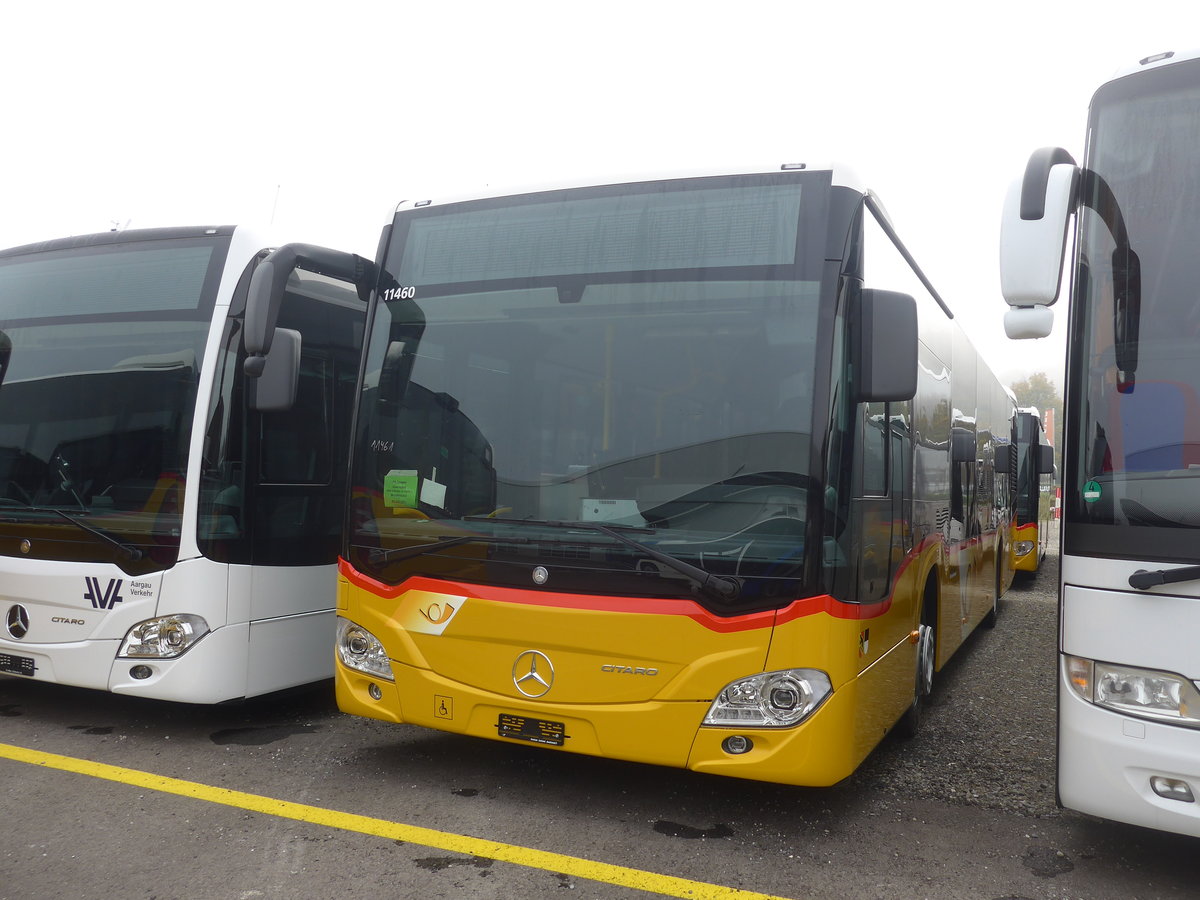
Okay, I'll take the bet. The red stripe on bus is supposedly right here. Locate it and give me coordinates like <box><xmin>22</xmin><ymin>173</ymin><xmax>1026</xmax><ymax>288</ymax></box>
<box><xmin>337</xmin><ymin>559</ymin><xmax>899</xmax><ymax>632</ymax></box>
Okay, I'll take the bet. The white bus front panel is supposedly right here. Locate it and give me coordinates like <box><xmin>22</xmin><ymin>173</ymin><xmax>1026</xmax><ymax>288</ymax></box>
<box><xmin>1059</xmin><ymin>663</ymin><xmax>1200</xmax><ymax>838</ymax></box>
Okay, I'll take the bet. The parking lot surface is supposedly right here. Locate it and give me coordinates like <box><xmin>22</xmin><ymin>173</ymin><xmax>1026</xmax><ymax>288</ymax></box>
<box><xmin>3</xmin><ymin>541</ymin><xmax>1199</xmax><ymax>900</ymax></box>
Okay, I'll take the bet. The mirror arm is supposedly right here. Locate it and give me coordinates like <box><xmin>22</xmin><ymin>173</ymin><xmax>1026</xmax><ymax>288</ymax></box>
<box><xmin>244</xmin><ymin>244</ymin><xmax>377</xmax><ymax>377</ymax></box>
<box><xmin>1021</xmin><ymin>147</ymin><xmax>1078</xmax><ymax>220</ymax></box>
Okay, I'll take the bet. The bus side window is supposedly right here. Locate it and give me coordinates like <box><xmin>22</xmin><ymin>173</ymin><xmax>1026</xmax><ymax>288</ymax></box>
<box><xmin>863</xmin><ymin>402</ymin><xmax>889</xmax><ymax>497</ymax></box>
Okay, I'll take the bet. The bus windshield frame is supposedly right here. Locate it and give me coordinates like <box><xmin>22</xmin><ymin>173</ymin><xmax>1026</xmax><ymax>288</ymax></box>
<box><xmin>1065</xmin><ymin>56</ymin><xmax>1200</xmax><ymax>563</ymax></box>
<box><xmin>348</xmin><ymin>172</ymin><xmax>840</xmax><ymax>612</ymax></box>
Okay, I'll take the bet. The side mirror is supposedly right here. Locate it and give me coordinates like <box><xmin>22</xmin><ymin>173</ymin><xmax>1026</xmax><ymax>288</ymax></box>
<box><xmin>1037</xmin><ymin>443</ymin><xmax>1055</xmax><ymax>476</ymax></box>
<box><xmin>994</xmin><ymin>443</ymin><xmax>1014</xmax><ymax>473</ymax></box>
<box><xmin>0</xmin><ymin>329</ymin><xmax>11</xmax><ymax>389</ymax></box>
<box><xmin>1112</xmin><ymin>245</ymin><xmax>1142</xmax><ymax>381</ymax></box>
<box><xmin>999</xmin><ymin>147</ymin><xmax>1080</xmax><ymax>340</ymax></box>
<box><xmin>855</xmin><ymin>288</ymin><xmax>917</xmax><ymax>403</ymax></box>
<box><xmin>1004</xmin><ymin>305</ymin><xmax>1055</xmax><ymax>340</ymax></box>
<box><xmin>248</xmin><ymin>328</ymin><xmax>301</xmax><ymax>412</ymax></box>
<box><xmin>378</xmin><ymin>341</ymin><xmax>413</xmax><ymax>406</ymax></box>
<box><xmin>951</xmin><ymin>427</ymin><xmax>976</xmax><ymax>464</ymax></box>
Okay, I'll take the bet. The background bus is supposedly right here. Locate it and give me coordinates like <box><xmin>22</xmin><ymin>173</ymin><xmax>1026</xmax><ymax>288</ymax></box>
<box><xmin>0</xmin><ymin>226</ymin><xmax>366</xmax><ymax>702</ymax></box>
<box><xmin>1001</xmin><ymin>50</ymin><xmax>1200</xmax><ymax>837</ymax></box>
<box><xmin>1012</xmin><ymin>406</ymin><xmax>1055</xmax><ymax>577</ymax></box>
<box><xmin>262</xmin><ymin>165</ymin><xmax>1015</xmax><ymax>786</ymax></box>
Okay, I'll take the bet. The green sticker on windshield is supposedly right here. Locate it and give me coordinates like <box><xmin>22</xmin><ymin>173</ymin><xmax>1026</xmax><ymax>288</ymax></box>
<box><xmin>1083</xmin><ymin>480</ymin><xmax>1102</xmax><ymax>503</ymax></box>
<box><xmin>384</xmin><ymin>469</ymin><xmax>419</xmax><ymax>509</ymax></box>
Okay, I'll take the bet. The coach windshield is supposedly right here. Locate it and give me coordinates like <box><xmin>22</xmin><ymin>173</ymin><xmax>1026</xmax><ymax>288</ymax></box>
<box><xmin>1066</xmin><ymin>57</ymin><xmax>1200</xmax><ymax>563</ymax></box>
<box><xmin>0</xmin><ymin>235</ymin><xmax>225</xmax><ymax>572</ymax></box>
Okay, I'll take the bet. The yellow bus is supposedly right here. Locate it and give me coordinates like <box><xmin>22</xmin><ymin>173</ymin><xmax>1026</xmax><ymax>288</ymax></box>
<box><xmin>258</xmin><ymin>165</ymin><xmax>1016</xmax><ymax>785</ymax></box>
<box><xmin>1011</xmin><ymin>407</ymin><xmax>1055</xmax><ymax>576</ymax></box>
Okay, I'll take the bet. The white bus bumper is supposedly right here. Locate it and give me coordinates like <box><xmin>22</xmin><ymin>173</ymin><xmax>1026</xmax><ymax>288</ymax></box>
<box><xmin>1059</xmin><ymin>668</ymin><xmax>1200</xmax><ymax>838</ymax></box>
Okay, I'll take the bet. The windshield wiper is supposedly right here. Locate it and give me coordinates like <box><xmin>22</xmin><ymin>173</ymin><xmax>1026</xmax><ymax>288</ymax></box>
<box><xmin>0</xmin><ymin>499</ymin><xmax>142</xmax><ymax>562</ymax></box>
<box><xmin>52</xmin><ymin>509</ymin><xmax>143</xmax><ymax>561</ymax></box>
<box><xmin>1129</xmin><ymin>565</ymin><xmax>1200</xmax><ymax>591</ymax></box>
<box><xmin>368</xmin><ymin>533</ymin><xmax>530</xmax><ymax>564</ymax></box>
<box><xmin>464</xmin><ymin>515</ymin><xmax>742</xmax><ymax>604</ymax></box>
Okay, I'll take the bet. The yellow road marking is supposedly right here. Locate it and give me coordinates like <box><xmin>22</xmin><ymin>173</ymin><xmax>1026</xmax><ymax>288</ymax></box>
<box><xmin>0</xmin><ymin>741</ymin><xmax>792</xmax><ymax>900</ymax></box>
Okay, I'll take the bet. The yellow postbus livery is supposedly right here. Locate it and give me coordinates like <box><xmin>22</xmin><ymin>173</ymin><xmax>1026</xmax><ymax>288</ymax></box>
<box><xmin>1011</xmin><ymin>407</ymin><xmax>1055</xmax><ymax>576</ymax></box>
<box><xmin>261</xmin><ymin>166</ymin><xmax>1016</xmax><ymax>786</ymax></box>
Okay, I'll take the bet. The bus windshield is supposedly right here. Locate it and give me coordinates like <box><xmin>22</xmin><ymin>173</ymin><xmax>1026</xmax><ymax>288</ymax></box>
<box><xmin>1068</xmin><ymin>58</ymin><xmax>1200</xmax><ymax>561</ymax></box>
<box><xmin>0</xmin><ymin>236</ymin><xmax>225</xmax><ymax>570</ymax></box>
<box><xmin>1014</xmin><ymin>412</ymin><xmax>1043</xmax><ymax>523</ymax></box>
<box><xmin>349</xmin><ymin>174</ymin><xmax>834</xmax><ymax>608</ymax></box>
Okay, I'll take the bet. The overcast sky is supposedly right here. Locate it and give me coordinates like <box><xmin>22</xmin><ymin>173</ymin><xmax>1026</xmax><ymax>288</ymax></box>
<box><xmin>3</xmin><ymin>1</ymin><xmax>1195</xmax><ymax>389</ymax></box>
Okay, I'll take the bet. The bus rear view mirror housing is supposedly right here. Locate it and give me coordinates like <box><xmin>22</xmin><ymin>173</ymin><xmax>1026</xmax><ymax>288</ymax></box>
<box><xmin>247</xmin><ymin>327</ymin><xmax>301</xmax><ymax>412</ymax></box>
<box><xmin>951</xmin><ymin>426</ymin><xmax>976</xmax><ymax>464</ymax></box>
<box><xmin>0</xmin><ymin>329</ymin><xmax>10</xmax><ymax>390</ymax></box>
<box><xmin>1004</xmin><ymin>305</ymin><xmax>1055</xmax><ymax>340</ymax></box>
<box><xmin>855</xmin><ymin>288</ymin><xmax>917</xmax><ymax>403</ymax></box>
<box><xmin>999</xmin><ymin>148</ymin><xmax>1081</xmax><ymax>340</ymax></box>
<box><xmin>1038</xmin><ymin>442</ymin><xmax>1055</xmax><ymax>476</ymax></box>
<box><xmin>994</xmin><ymin>442</ymin><xmax>1014</xmax><ymax>473</ymax></box>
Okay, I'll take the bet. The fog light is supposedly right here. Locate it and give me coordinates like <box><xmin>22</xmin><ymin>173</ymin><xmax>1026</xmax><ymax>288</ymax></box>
<box><xmin>1151</xmin><ymin>776</ymin><xmax>1196</xmax><ymax>803</ymax></box>
<box><xmin>722</xmin><ymin>735</ymin><xmax>753</xmax><ymax>755</ymax></box>
<box><xmin>129</xmin><ymin>665</ymin><xmax>153</xmax><ymax>680</ymax></box>
<box><xmin>368</xmin><ymin>683</ymin><xmax>383</xmax><ymax>700</ymax></box>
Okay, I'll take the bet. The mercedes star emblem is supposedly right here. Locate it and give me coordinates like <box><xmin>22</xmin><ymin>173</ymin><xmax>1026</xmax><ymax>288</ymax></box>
<box><xmin>6</xmin><ymin>604</ymin><xmax>30</xmax><ymax>640</ymax></box>
<box><xmin>512</xmin><ymin>649</ymin><xmax>554</xmax><ymax>698</ymax></box>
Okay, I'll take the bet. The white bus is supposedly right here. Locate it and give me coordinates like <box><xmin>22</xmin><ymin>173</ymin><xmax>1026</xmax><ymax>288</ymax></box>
<box><xmin>0</xmin><ymin>226</ymin><xmax>370</xmax><ymax>702</ymax></box>
<box><xmin>1001</xmin><ymin>49</ymin><xmax>1200</xmax><ymax>836</ymax></box>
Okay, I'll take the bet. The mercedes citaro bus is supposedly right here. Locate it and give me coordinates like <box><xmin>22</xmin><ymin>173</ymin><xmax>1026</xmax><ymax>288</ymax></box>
<box><xmin>259</xmin><ymin>164</ymin><xmax>1016</xmax><ymax>785</ymax></box>
<box><xmin>0</xmin><ymin>226</ymin><xmax>366</xmax><ymax>702</ymax></box>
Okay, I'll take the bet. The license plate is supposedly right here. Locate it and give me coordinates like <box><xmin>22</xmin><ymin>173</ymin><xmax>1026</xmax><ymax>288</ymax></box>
<box><xmin>497</xmin><ymin>713</ymin><xmax>567</xmax><ymax>746</ymax></box>
<box><xmin>0</xmin><ymin>653</ymin><xmax>35</xmax><ymax>677</ymax></box>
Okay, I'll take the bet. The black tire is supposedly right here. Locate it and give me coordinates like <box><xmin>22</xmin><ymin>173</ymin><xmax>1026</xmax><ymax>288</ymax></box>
<box><xmin>896</xmin><ymin>620</ymin><xmax>935</xmax><ymax>739</ymax></box>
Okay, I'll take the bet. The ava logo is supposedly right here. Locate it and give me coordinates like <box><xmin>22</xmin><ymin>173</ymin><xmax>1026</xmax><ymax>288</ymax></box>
<box><xmin>419</xmin><ymin>601</ymin><xmax>456</xmax><ymax>626</ymax></box>
<box><xmin>84</xmin><ymin>577</ymin><xmax>124</xmax><ymax>610</ymax></box>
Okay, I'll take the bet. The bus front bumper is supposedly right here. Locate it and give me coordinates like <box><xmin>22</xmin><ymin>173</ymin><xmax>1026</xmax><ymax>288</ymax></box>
<box><xmin>0</xmin><ymin>624</ymin><xmax>253</xmax><ymax>704</ymax></box>
<box><xmin>1059</xmin><ymin>671</ymin><xmax>1200</xmax><ymax>838</ymax></box>
<box><xmin>336</xmin><ymin>658</ymin><xmax>865</xmax><ymax>787</ymax></box>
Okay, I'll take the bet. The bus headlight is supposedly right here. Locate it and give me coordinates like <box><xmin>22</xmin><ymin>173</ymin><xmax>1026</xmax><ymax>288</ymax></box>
<box><xmin>118</xmin><ymin>614</ymin><xmax>209</xmax><ymax>659</ymax></box>
<box><xmin>1064</xmin><ymin>655</ymin><xmax>1200</xmax><ymax>728</ymax></box>
<box><xmin>1014</xmin><ymin>540</ymin><xmax>1035</xmax><ymax>557</ymax></box>
<box><xmin>703</xmin><ymin>669</ymin><xmax>831</xmax><ymax>728</ymax></box>
<box><xmin>336</xmin><ymin>617</ymin><xmax>394</xmax><ymax>681</ymax></box>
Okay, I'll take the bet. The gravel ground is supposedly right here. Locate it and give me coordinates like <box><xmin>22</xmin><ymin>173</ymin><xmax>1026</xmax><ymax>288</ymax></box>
<box><xmin>853</xmin><ymin>530</ymin><xmax>1062</xmax><ymax>818</ymax></box>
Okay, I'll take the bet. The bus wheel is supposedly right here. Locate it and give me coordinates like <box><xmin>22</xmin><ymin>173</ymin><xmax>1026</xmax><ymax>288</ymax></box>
<box><xmin>897</xmin><ymin>621</ymin><xmax>935</xmax><ymax>739</ymax></box>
